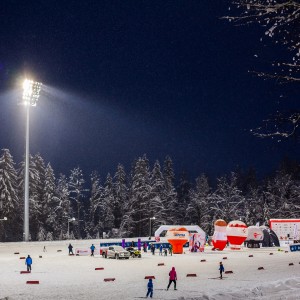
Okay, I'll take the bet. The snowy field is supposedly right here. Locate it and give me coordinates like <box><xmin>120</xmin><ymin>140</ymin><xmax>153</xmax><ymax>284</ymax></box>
<box><xmin>1</xmin><ymin>239</ymin><xmax>300</xmax><ymax>300</ymax></box>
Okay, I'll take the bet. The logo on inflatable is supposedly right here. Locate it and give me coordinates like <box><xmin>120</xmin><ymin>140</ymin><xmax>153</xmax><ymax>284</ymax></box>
<box><xmin>174</xmin><ymin>233</ymin><xmax>186</xmax><ymax>237</ymax></box>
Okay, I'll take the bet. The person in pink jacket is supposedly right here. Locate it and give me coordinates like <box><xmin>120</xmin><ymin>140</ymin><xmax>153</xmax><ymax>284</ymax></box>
<box><xmin>167</xmin><ymin>267</ymin><xmax>177</xmax><ymax>290</ymax></box>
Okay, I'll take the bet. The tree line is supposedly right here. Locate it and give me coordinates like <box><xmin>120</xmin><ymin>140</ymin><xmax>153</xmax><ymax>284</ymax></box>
<box><xmin>0</xmin><ymin>148</ymin><xmax>300</xmax><ymax>242</ymax></box>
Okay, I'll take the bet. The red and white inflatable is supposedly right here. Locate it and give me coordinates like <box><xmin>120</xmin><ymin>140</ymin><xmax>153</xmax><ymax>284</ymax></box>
<box><xmin>226</xmin><ymin>220</ymin><xmax>248</xmax><ymax>250</ymax></box>
<box><xmin>166</xmin><ymin>227</ymin><xmax>189</xmax><ymax>254</ymax></box>
<box><xmin>247</xmin><ymin>226</ymin><xmax>264</xmax><ymax>241</ymax></box>
<box><xmin>212</xmin><ymin>219</ymin><xmax>227</xmax><ymax>251</ymax></box>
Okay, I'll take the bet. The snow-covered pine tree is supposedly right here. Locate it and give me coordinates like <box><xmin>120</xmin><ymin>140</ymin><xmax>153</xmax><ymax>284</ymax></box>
<box><xmin>87</xmin><ymin>171</ymin><xmax>103</xmax><ymax>238</ymax></box>
<box><xmin>264</xmin><ymin>171</ymin><xmax>299</xmax><ymax>219</ymax></box>
<box><xmin>44</xmin><ymin>163</ymin><xmax>59</xmax><ymax>235</ymax></box>
<box><xmin>186</xmin><ymin>174</ymin><xmax>213</xmax><ymax>234</ymax></box>
<box><xmin>149</xmin><ymin>160</ymin><xmax>166</xmax><ymax>232</ymax></box>
<box><xmin>54</xmin><ymin>174</ymin><xmax>71</xmax><ymax>239</ymax></box>
<box><xmin>46</xmin><ymin>231</ymin><xmax>53</xmax><ymax>241</ymax></box>
<box><xmin>0</xmin><ymin>149</ymin><xmax>20</xmax><ymax>241</ymax></box>
<box><xmin>176</xmin><ymin>172</ymin><xmax>191</xmax><ymax>225</ymax></box>
<box><xmin>37</xmin><ymin>226</ymin><xmax>46</xmax><ymax>241</ymax></box>
<box><xmin>244</xmin><ymin>186</ymin><xmax>264</xmax><ymax>226</ymax></box>
<box><xmin>101</xmin><ymin>173</ymin><xmax>115</xmax><ymax>236</ymax></box>
<box><xmin>113</xmin><ymin>164</ymin><xmax>128</xmax><ymax>232</ymax></box>
<box><xmin>33</xmin><ymin>154</ymin><xmax>48</xmax><ymax>240</ymax></box>
<box><xmin>211</xmin><ymin>172</ymin><xmax>245</xmax><ymax>223</ymax></box>
<box><xmin>119</xmin><ymin>163</ymin><xmax>135</xmax><ymax>237</ymax></box>
<box><xmin>163</xmin><ymin>156</ymin><xmax>177</xmax><ymax>224</ymax></box>
<box><xmin>128</xmin><ymin>155</ymin><xmax>151</xmax><ymax>236</ymax></box>
<box><xmin>69</xmin><ymin>167</ymin><xmax>87</xmax><ymax>239</ymax></box>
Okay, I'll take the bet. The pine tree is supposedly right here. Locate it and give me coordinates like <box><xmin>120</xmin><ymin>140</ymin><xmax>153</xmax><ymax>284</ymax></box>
<box><xmin>88</xmin><ymin>171</ymin><xmax>103</xmax><ymax>238</ymax></box>
<box><xmin>163</xmin><ymin>156</ymin><xmax>177</xmax><ymax>224</ymax></box>
<box><xmin>264</xmin><ymin>171</ymin><xmax>299</xmax><ymax>219</ymax></box>
<box><xmin>113</xmin><ymin>164</ymin><xmax>128</xmax><ymax>232</ymax></box>
<box><xmin>0</xmin><ymin>149</ymin><xmax>21</xmax><ymax>241</ymax></box>
<box><xmin>244</xmin><ymin>186</ymin><xmax>264</xmax><ymax>226</ymax></box>
<box><xmin>149</xmin><ymin>160</ymin><xmax>166</xmax><ymax>232</ymax></box>
<box><xmin>128</xmin><ymin>155</ymin><xmax>151</xmax><ymax>236</ymax></box>
<box><xmin>186</xmin><ymin>174</ymin><xmax>213</xmax><ymax>234</ymax></box>
<box><xmin>211</xmin><ymin>172</ymin><xmax>245</xmax><ymax>223</ymax></box>
<box><xmin>69</xmin><ymin>167</ymin><xmax>87</xmax><ymax>239</ymax></box>
<box><xmin>176</xmin><ymin>172</ymin><xmax>191</xmax><ymax>224</ymax></box>
<box><xmin>53</xmin><ymin>174</ymin><xmax>71</xmax><ymax>239</ymax></box>
<box><xmin>101</xmin><ymin>173</ymin><xmax>115</xmax><ymax>235</ymax></box>
<box><xmin>44</xmin><ymin>163</ymin><xmax>58</xmax><ymax>235</ymax></box>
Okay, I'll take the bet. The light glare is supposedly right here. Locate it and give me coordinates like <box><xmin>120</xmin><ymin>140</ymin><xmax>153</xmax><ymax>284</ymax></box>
<box><xmin>22</xmin><ymin>79</ymin><xmax>42</xmax><ymax>106</ymax></box>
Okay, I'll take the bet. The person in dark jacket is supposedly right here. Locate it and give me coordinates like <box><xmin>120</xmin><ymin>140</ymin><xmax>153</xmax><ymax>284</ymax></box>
<box><xmin>146</xmin><ymin>278</ymin><xmax>153</xmax><ymax>298</ymax></box>
<box><xmin>25</xmin><ymin>255</ymin><xmax>32</xmax><ymax>272</ymax></box>
<box><xmin>219</xmin><ymin>262</ymin><xmax>225</xmax><ymax>279</ymax></box>
<box><xmin>151</xmin><ymin>244</ymin><xmax>155</xmax><ymax>255</ymax></box>
<box><xmin>167</xmin><ymin>267</ymin><xmax>177</xmax><ymax>290</ymax></box>
<box><xmin>68</xmin><ymin>243</ymin><xmax>74</xmax><ymax>255</ymax></box>
<box><xmin>90</xmin><ymin>244</ymin><xmax>95</xmax><ymax>256</ymax></box>
<box><xmin>143</xmin><ymin>242</ymin><xmax>147</xmax><ymax>253</ymax></box>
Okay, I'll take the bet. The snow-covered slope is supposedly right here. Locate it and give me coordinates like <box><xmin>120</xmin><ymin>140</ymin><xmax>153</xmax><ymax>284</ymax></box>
<box><xmin>0</xmin><ymin>239</ymin><xmax>299</xmax><ymax>299</ymax></box>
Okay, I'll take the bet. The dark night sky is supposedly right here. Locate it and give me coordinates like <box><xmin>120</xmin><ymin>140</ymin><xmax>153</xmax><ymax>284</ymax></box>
<box><xmin>0</xmin><ymin>1</ymin><xmax>298</xmax><ymax>181</ymax></box>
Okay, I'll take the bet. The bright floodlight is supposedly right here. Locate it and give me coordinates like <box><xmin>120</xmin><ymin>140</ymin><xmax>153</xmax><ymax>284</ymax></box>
<box><xmin>22</xmin><ymin>79</ymin><xmax>42</xmax><ymax>106</ymax></box>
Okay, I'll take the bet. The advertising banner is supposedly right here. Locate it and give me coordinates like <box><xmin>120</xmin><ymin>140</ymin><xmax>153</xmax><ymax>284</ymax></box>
<box><xmin>75</xmin><ymin>248</ymin><xmax>97</xmax><ymax>256</ymax></box>
<box><xmin>269</xmin><ymin>219</ymin><xmax>300</xmax><ymax>245</ymax></box>
<box><xmin>189</xmin><ymin>233</ymin><xmax>205</xmax><ymax>252</ymax></box>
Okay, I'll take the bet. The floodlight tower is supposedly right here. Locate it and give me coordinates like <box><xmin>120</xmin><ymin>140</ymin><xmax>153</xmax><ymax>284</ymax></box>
<box><xmin>22</xmin><ymin>79</ymin><xmax>42</xmax><ymax>242</ymax></box>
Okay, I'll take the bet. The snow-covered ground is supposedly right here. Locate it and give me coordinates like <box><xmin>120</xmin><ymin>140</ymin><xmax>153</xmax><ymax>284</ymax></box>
<box><xmin>1</xmin><ymin>239</ymin><xmax>300</xmax><ymax>300</ymax></box>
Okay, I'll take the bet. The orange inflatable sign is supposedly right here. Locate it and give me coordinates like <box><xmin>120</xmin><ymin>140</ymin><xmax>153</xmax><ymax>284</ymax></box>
<box><xmin>166</xmin><ymin>227</ymin><xmax>189</xmax><ymax>254</ymax></box>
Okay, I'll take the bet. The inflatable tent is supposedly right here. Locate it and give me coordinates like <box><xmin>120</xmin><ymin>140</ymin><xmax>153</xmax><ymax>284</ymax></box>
<box><xmin>260</xmin><ymin>226</ymin><xmax>280</xmax><ymax>247</ymax></box>
<box><xmin>246</xmin><ymin>226</ymin><xmax>264</xmax><ymax>248</ymax></box>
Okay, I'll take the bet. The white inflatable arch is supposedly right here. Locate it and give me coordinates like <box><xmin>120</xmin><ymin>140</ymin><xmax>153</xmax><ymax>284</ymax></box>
<box><xmin>154</xmin><ymin>225</ymin><xmax>206</xmax><ymax>239</ymax></box>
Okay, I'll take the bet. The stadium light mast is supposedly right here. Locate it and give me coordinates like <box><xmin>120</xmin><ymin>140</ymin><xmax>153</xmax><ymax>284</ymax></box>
<box><xmin>22</xmin><ymin>79</ymin><xmax>42</xmax><ymax>242</ymax></box>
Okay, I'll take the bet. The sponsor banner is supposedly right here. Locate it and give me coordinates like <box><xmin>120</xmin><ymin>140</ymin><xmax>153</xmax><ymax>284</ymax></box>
<box><xmin>269</xmin><ymin>219</ymin><xmax>300</xmax><ymax>241</ymax></box>
<box><xmin>75</xmin><ymin>248</ymin><xmax>99</xmax><ymax>256</ymax></box>
<box><xmin>189</xmin><ymin>233</ymin><xmax>205</xmax><ymax>252</ymax></box>
<box><xmin>290</xmin><ymin>243</ymin><xmax>300</xmax><ymax>252</ymax></box>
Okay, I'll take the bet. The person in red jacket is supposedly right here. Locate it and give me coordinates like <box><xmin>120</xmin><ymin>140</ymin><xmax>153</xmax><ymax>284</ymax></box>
<box><xmin>167</xmin><ymin>267</ymin><xmax>177</xmax><ymax>290</ymax></box>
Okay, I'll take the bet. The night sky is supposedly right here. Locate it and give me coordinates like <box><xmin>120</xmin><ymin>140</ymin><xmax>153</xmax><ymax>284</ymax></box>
<box><xmin>0</xmin><ymin>1</ymin><xmax>298</xmax><ymax>180</ymax></box>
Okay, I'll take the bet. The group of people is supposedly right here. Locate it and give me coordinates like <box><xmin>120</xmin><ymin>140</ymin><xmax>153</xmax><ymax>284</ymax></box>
<box><xmin>146</xmin><ymin>243</ymin><xmax>173</xmax><ymax>256</ymax></box>
<box><xmin>146</xmin><ymin>262</ymin><xmax>225</xmax><ymax>298</ymax></box>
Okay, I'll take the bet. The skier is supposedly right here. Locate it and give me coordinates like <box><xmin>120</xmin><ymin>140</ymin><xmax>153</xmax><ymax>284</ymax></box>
<box><xmin>43</xmin><ymin>246</ymin><xmax>47</xmax><ymax>252</ymax></box>
<box><xmin>159</xmin><ymin>244</ymin><xmax>163</xmax><ymax>256</ymax></box>
<box><xmin>25</xmin><ymin>255</ymin><xmax>32</xmax><ymax>272</ymax></box>
<box><xmin>68</xmin><ymin>243</ymin><xmax>74</xmax><ymax>255</ymax></box>
<box><xmin>167</xmin><ymin>267</ymin><xmax>177</xmax><ymax>290</ymax></box>
<box><xmin>169</xmin><ymin>244</ymin><xmax>173</xmax><ymax>256</ymax></box>
<box><xmin>219</xmin><ymin>262</ymin><xmax>225</xmax><ymax>279</ymax></box>
<box><xmin>146</xmin><ymin>278</ymin><xmax>153</xmax><ymax>298</ymax></box>
<box><xmin>90</xmin><ymin>244</ymin><xmax>95</xmax><ymax>256</ymax></box>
